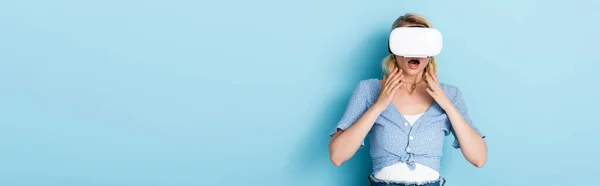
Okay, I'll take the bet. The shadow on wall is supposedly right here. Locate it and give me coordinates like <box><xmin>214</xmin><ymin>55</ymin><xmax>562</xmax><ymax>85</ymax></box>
<box><xmin>286</xmin><ymin>28</ymin><xmax>390</xmax><ymax>186</ymax></box>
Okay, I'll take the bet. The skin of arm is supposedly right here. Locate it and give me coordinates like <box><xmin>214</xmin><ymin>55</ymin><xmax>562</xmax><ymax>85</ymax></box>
<box><xmin>444</xmin><ymin>104</ymin><xmax>487</xmax><ymax>167</ymax></box>
<box><xmin>329</xmin><ymin>103</ymin><xmax>386</xmax><ymax>166</ymax></box>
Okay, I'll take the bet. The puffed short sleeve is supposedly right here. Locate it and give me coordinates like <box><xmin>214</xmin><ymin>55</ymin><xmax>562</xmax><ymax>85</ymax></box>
<box><xmin>329</xmin><ymin>80</ymin><xmax>371</xmax><ymax>146</ymax></box>
<box><xmin>450</xmin><ymin>87</ymin><xmax>486</xmax><ymax>149</ymax></box>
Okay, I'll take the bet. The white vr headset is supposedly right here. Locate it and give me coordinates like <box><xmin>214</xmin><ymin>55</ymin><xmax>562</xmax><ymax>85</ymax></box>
<box><xmin>388</xmin><ymin>27</ymin><xmax>443</xmax><ymax>58</ymax></box>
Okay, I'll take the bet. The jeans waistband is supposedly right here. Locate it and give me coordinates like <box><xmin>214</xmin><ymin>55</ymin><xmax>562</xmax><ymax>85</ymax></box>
<box><xmin>368</xmin><ymin>174</ymin><xmax>446</xmax><ymax>186</ymax></box>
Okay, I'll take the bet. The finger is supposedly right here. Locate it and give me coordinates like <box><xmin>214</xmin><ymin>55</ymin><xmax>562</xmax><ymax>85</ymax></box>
<box><xmin>425</xmin><ymin>72</ymin><xmax>439</xmax><ymax>90</ymax></box>
<box><xmin>426</xmin><ymin>70</ymin><xmax>432</xmax><ymax>81</ymax></box>
<box><xmin>391</xmin><ymin>69</ymin><xmax>403</xmax><ymax>83</ymax></box>
<box><xmin>388</xmin><ymin>73</ymin><xmax>402</xmax><ymax>90</ymax></box>
<box><xmin>390</xmin><ymin>72</ymin><xmax>403</xmax><ymax>85</ymax></box>
<box><xmin>428</xmin><ymin>70</ymin><xmax>435</xmax><ymax>82</ymax></box>
<box><xmin>426</xmin><ymin>87</ymin><xmax>434</xmax><ymax>96</ymax></box>
<box><xmin>431</xmin><ymin>71</ymin><xmax>439</xmax><ymax>83</ymax></box>
<box><xmin>389</xmin><ymin>81</ymin><xmax>403</xmax><ymax>97</ymax></box>
<box><xmin>390</xmin><ymin>67</ymin><xmax>399</xmax><ymax>78</ymax></box>
<box><xmin>387</xmin><ymin>68</ymin><xmax>402</xmax><ymax>88</ymax></box>
<box><xmin>431</xmin><ymin>72</ymin><xmax>441</xmax><ymax>89</ymax></box>
<box><xmin>426</xmin><ymin>74</ymin><xmax>437</xmax><ymax>91</ymax></box>
<box><xmin>385</xmin><ymin>80</ymin><xmax>399</xmax><ymax>95</ymax></box>
<box><xmin>385</xmin><ymin>68</ymin><xmax>398</xmax><ymax>86</ymax></box>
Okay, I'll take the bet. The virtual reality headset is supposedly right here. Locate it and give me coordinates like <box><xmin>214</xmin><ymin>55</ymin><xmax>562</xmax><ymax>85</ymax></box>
<box><xmin>388</xmin><ymin>27</ymin><xmax>443</xmax><ymax>58</ymax></box>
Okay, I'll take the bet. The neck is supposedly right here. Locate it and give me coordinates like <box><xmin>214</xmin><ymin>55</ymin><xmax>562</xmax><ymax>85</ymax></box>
<box><xmin>402</xmin><ymin>71</ymin><xmax>424</xmax><ymax>84</ymax></box>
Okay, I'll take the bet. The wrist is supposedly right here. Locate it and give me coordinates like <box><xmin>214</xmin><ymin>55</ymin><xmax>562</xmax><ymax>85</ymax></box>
<box><xmin>443</xmin><ymin>104</ymin><xmax>459</xmax><ymax>114</ymax></box>
<box><xmin>371</xmin><ymin>102</ymin><xmax>388</xmax><ymax>113</ymax></box>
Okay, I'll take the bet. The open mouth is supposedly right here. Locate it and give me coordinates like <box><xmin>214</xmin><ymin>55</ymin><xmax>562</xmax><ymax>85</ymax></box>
<box><xmin>408</xmin><ymin>59</ymin><xmax>420</xmax><ymax>69</ymax></box>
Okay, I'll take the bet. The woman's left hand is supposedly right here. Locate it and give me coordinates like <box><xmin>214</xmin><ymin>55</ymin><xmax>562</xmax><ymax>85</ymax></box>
<box><xmin>425</xmin><ymin>71</ymin><xmax>454</xmax><ymax>110</ymax></box>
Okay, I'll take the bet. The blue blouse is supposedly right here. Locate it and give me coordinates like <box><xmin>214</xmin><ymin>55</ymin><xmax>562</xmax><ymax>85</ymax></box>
<box><xmin>329</xmin><ymin>78</ymin><xmax>485</xmax><ymax>176</ymax></box>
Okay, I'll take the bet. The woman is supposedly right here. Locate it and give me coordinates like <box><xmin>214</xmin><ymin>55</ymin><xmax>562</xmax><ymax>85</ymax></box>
<box><xmin>328</xmin><ymin>13</ymin><xmax>487</xmax><ymax>186</ymax></box>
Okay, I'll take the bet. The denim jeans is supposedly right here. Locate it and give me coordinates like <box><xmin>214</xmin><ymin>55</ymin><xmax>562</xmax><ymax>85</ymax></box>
<box><xmin>369</xmin><ymin>174</ymin><xmax>446</xmax><ymax>186</ymax></box>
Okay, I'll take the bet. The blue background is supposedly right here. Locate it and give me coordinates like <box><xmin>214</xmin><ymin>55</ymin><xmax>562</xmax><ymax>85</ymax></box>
<box><xmin>1</xmin><ymin>0</ymin><xmax>599</xmax><ymax>185</ymax></box>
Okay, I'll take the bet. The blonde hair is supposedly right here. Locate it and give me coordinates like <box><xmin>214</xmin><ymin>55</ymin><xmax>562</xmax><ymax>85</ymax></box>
<box><xmin>382</xmin><ymin>13</ymin><xmax>438</xmax><ymax>81</ymax></box>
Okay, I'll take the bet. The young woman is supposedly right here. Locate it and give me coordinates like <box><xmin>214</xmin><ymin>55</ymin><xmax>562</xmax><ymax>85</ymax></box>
<box><xmin>328</xmin><ymin>13</ymin><xmax>487</xmax><ymax>186</ymax></box>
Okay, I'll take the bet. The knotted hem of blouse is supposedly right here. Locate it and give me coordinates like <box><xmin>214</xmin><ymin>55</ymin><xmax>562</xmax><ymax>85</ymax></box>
<box><xmin>399</xmin><ymin>154</ymin><xmax>417</xmax><ymax>170</ymax></box>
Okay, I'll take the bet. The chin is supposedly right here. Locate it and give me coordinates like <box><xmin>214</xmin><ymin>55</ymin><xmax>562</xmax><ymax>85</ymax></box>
<box><xmin>403</xmin><ymin>68</ymin><xmax>423</xmax><ymax>75</ymax></box>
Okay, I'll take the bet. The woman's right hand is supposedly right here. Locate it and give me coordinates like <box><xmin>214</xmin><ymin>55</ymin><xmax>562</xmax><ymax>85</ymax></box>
<box><xmin>375</xmin><ymin>67</ymin><xmax>404</xmax><ymax>109</ymax></box>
